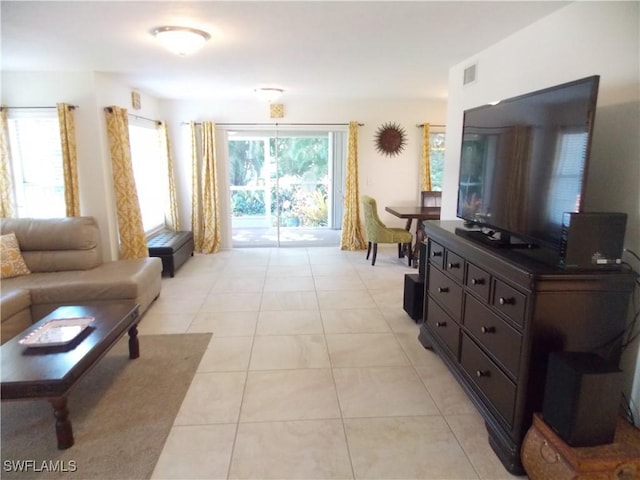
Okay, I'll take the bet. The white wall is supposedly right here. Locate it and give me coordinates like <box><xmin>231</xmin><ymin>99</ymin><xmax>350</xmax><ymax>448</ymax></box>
<box><xmin>1</xmin><ymin>71</ymin><xmax>116</xmax><ymax>257</ymax></box>
<box><xmin>443</xmin><ymin>1</ymin><xmax>640</xmax><ymax>425</ymax></box>
<box><xmin>2</xmin><ymin>70</ymin><xmax>446</xmax><ymax>251</ymax></box>
<box><xmin>1</xmin><ymin>71</ymin><xmax>163</xmax><ymax>260</ymax></box>
<box><xmin>160</xmin><ymin>97</ymin><xmax>447</xmax><ymax>248</ymax></box>
<box><xmin>93</xmin><ymin>73</ymin><xmax>163</xmax><ymax>258</ymax></box>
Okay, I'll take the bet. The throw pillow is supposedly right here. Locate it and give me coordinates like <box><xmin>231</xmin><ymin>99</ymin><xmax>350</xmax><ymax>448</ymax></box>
<box><xmin>1</xmin><ymin>232</ymin><xmax>31</xmax><ymax>279</ymax></box>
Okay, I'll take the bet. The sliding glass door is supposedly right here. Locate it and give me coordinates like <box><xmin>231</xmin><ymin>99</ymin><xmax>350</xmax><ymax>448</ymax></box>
<box><xmin>228</xmin><ymin>129</ymin><xmax>344</xmax><ymax>247</ymax></box>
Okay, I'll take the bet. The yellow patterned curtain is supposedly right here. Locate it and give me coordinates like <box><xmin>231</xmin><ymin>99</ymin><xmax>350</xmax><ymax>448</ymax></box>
<box><xmin>190</xmin><ymin>121</ymin><xmax>220</xmax><ymax>253</ymax></box>
<box><xmin>199</xmin><ymin>121</ymin><xmax>220</xmax><ymax>253</ymax></box>
<box><xmin>340</xmin><ymin>121</ymin><xmax>366</xmax><ymax>250</ymax></box>
<box><xmin>57</xmin><ymin>103</ymin><xmax>80</xmax><ymax>216</ymax></box>
<box><xmin>507</xmin><ymin>125</ymin><xmax>533</xmax><ymax>231</ymax></box>
<box><xmin>159</xmin><ymin>122</ymin><xmax>179</xmax><ymax>230</ymax></box>
<box><xmin>190</xmin><ymin>122</ymin><xmax>202</xmax><ymax>250</ymax></box>
<box><xmin>420</xmin><ymin>123</ymin><xmax>432</xmax><ymax>191</ymax></box>
<box><xmin>0</xmin><ymin>108</ymin><xmax>15</xmax><ymax>217</ymax></box>
<box><xmin>104</xmin><ymin>106</ymin><xmax>148</xmax><ymax>259</ymax></box>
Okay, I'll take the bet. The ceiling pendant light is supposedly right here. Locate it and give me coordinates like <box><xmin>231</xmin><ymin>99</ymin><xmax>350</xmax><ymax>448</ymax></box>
<box><xmin>254</xmin><ymin>87</ymin><xmax>284</xmax><ymax>103</ymax></box>
<box><xmin>152</xmin><ymin>26</ymin><xmax>210</xmax><ymax>56</ymax></box>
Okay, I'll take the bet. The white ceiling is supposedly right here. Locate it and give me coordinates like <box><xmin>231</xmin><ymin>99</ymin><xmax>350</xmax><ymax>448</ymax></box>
<box><xmin>1</xmin><ymin>1</ymin><xmax>570</xmax><ymax>101</ymax></box>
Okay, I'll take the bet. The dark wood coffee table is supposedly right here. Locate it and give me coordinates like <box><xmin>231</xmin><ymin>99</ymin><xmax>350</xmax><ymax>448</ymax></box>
<box><xmin>1</xmin><ymin>303</ymin><xmax>140</xmax><ymax>449</ymax></box>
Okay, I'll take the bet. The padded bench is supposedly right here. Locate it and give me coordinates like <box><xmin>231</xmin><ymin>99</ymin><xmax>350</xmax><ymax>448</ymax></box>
<box><xmin>147</xmin><ymin>231</ymin><xmax>194</xmax><ymax>277</ymax></box>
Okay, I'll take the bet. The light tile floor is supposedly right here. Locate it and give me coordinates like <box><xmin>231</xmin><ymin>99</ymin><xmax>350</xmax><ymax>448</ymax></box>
<box><xmin>145</xmin><ymin>246</ymin><xmax>525</xmax><ymax>479</ymax></box>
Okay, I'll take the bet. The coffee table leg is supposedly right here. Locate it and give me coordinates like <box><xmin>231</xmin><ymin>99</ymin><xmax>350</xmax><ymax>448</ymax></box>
<box><xmin>128</xmin><ymin>324</ymin><xmax>140</xmax><ymax>359</ymax></box>
<box><xmin>50</xmin><ymin>397</ymin><xmax>74</xmax><ymax>449</ymax></box>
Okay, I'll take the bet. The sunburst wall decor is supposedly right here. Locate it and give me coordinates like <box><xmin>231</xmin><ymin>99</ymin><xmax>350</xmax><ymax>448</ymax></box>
<box><xmin>374</xmin><ymin>122</ymin><xmax>407</xmax><ymax>157</ymax></box>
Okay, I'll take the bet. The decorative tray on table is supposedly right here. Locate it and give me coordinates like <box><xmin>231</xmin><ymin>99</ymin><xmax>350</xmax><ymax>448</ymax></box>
<box><xmin>18</xmin><ymin>317</ymin><xmax>94</xmax><ymax>347</ymax></box>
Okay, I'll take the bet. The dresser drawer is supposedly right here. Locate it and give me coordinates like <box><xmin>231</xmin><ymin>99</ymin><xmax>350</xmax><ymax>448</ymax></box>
<box><xmin>460</xmin><ymin>334</ymin><xmax>516</xmax><ymax>426</ymax></box>
<box><xmin>492</xmin><ymin>279</ymin><xmax>526</xmax><ymax>326</ymax></box>
<box><xmin>463</xmin><ymin>294</ymin><xmax>522</xmax><ymax>379</ymax></box>
<box><xmin>426</xmin><ymin>297</ymin><xmax>460</xmax><ymax>358</ymax></box>
<box><xmin>428</xmin><ymin>240</ymin><xmax>445</xmax><ymax>269</ymax></box>
<box><xmin>466</xmin><ymin>262</ymin><xmax>491</xmax><ymax>302</ymax></box>
<box><xmin>444</xmin><ymin>250</ymin><xmax>465</xmax><ymax>282</ymax></box>
<box><xmin>428</xmin><ymin>267</ymin><xmax>463</xmax><ymax>320</ymax></box>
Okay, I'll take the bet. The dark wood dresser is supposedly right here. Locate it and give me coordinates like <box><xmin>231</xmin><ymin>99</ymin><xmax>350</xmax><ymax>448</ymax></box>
<box><xmin>418</xmin><ymin>220</ymin><xmax>636</xmax><ymax>475</ymax></box>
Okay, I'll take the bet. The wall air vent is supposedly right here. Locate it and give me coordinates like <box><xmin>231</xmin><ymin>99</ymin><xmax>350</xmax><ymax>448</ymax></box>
<box><xmin>463</xmin><ymin>64</ymin><xmax>477</xmax><ymax>85</ymax></box>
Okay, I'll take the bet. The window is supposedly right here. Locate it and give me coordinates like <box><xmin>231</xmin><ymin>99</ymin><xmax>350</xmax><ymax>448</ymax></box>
<box><xmin>7</xmin><ymin>111</ymin><xmax>66</xmax><ymax>218</ymax></box>
<box><xmin>429</xmin><ymin>132</ymin><xmax>446</xmax><ymax>191</ymax></box>
<box><xmin>226</xmin><ymin>127</ymin><xmax>345</xmax><ymax>247</ymax></box>
<box><xmin>546</xmin><ymin>129</ymin><xmax>588</xmax><ymax>226</ymax></box>
<box><xmin>128</xmin><ymin>122</ymin><xmax>167</xmax><ymax>234</ymax></box>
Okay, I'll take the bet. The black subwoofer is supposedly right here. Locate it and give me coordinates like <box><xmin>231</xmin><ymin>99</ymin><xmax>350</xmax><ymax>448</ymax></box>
<box><xmin>542</xmin><ymin>351</ymin><xmax>623</xmax><ymax>447</ymax></box>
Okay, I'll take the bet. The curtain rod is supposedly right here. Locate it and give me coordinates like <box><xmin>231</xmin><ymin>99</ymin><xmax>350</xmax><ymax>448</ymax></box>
<box><xmin>183</xmin><ymin>122</ymin><xmax>364</xmax><ymax>126</ymax></box>
<box><xmin>1</xmin><ymin>105</ymin><xmax>78</xmax><ymax>111</ymax></box>
<box><xmin>416</xmin><ymin>123</ymin><xmax>445</xmax><ymax>128</ymax></box>
<box><xmin>103</xmin><ymin>107</ymin><xmax>162</xmax><ymax>125</ymax></box>
<box><xmin>129</xmin><ymin>113</ymin><xmax>162</xmax><ymax>125</ymax></box>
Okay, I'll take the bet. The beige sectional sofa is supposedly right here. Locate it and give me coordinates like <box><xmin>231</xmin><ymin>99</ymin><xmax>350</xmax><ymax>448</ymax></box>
<box><xmin>0</xmin><ymin>216</ymin><xmax>162</xmax><ymax>343</ymax></box>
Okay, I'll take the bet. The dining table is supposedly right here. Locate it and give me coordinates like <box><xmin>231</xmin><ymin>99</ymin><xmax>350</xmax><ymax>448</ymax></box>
<box><xmin>385</xmin><ymin>205</ymin><xmax>441</xmax><ymax>266</ymax></box>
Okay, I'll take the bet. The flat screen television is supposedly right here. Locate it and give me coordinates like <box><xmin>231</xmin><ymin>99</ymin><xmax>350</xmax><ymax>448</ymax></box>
<box><xmin>456</xmin><ymin>75</ymin><xmax>600</xmax><ymax>251</ymax></box>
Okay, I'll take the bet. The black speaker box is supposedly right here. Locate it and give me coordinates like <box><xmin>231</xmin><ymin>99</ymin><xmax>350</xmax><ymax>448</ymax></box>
<box><xmin>403</xmin><ymin>273</ymin><xmax>424</xmax><ymax>322</ymax></box>
<box><xmin>559</xmin><ymin>212</ymin><xmax>627</xmax><ymax>269</ymax></box>
<box><xmin>542</xmin><ymin>352</ymin><xmax>623</xmax><ymax>447</ymax></box>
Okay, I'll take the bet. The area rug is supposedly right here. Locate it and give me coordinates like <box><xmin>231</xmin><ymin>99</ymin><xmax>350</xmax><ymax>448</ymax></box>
<box><xmin>1</xmin><ymin>333</ymin><xmax>211</xmax><ymax>479</ymax></box>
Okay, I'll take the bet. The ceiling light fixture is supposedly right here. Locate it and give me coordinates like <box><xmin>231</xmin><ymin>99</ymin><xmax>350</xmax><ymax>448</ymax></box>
<box><xmin>254</xmin><ymin>87</ymin><xmax>284</xmax><ymax>103</ymax></box>
<box><xmin>152</xmin><ymin>26</ymin><xmax>210</xmax><ymax>56</ymax></box>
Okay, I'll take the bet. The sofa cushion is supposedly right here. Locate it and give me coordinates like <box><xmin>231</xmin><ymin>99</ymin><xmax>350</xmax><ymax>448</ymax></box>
<box><xmin>4</xmin><ymin>256</ymin><xmax>161</xmax><ymax>319</ymax></box>
<box><xmin>1</xmin><ymin>309</ymin><xmax>32</xmax><ymax>344</ymax></box>
<box><xmin>0</xmin><ymin>217</ymin><xmax>101</xmax><ymax>272</ymax></box>
<box><xmin>23</xmin><ymin>271</ymin><xmax>140</xmax><ymax>305</ymax></box>
<box><xmin>0</xmin><ymin>287</ymin><xmax>31</xmax><ymax>321</ymax></box>
<box><xmin>1</xmin><ymin>233</ymin><xmax>31</xmax><ymax>279</ymax></box>
<box><xmin>10</xmin><ymin>258</ymin><xmax>160</xmax><ymax>304</ymax></box>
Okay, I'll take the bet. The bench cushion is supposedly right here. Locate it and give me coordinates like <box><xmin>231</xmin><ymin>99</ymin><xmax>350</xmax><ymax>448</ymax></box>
<box><xmin>147</xmin><ymin>231</ymin><xmax>194</xmax><ymax>277</ymax></box>
<box><xmin>148</xmin><ymin>231</ymin><xmax>193</xmax><ymax>254</ymax></box>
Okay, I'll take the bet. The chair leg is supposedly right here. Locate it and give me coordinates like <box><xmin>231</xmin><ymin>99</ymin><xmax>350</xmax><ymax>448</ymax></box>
<box><xmin>372</xmin><ymin>243</ymin><xmax>378</xmax><ymax>265</ymax></box>
<box><xmin>366</xmin><ymin>242</ymin><xmax>372</xmax><ymax>260</ymax></box>
<box><xmin>398</xmin><ymin>243</ymin><xmax>403</xmax><ymax>258</ymax></box>
<box><xmin>407</xmin><ymin>242</ymin><xmax>413</xmax><ymax>267</ymax></box>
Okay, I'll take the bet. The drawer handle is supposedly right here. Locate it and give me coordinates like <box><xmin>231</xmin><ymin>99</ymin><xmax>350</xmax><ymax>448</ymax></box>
<box><xmin>499</xmin><ymin>296</ymin><xmax>515</xmax><ymax>305</ymax></box>
<box><xmin>447</xmin><ymin>262</ymin><xmax>461</xmax><ymax>269</ymax></box>
<box><xmin>431</xmin><ymin>251</ymin><xmax>442</xmax><ymax>257</ymax></box>
<box><xmin>480</xmin><ymin>326</ymin><xmax>495</xmax><ymax>334</ymax></box>
<box><xmin>476</xmin><ymin>370</ymin><xmax>490</xmax><ymax>378</ymax></box>
<box><xmin>437</xmin><ymin>287</ymin><xmax>449</xmax><ymax>293</ymax></box>
<box><xmin>470</xmin><ymin>278</ymin><xmax>485</xmax><ymax>285</ymax></box>
<box><xmin>435</xmin><ymin>321</ymin><xmax>447</xmax><ymax>328</ymax></box>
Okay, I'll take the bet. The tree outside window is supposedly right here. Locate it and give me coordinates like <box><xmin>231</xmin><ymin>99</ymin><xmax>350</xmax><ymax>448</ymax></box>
<box><xmin>430</xmin><ymin>132</ymin><xmax>446</xmax><ymax>191</ymax></box>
